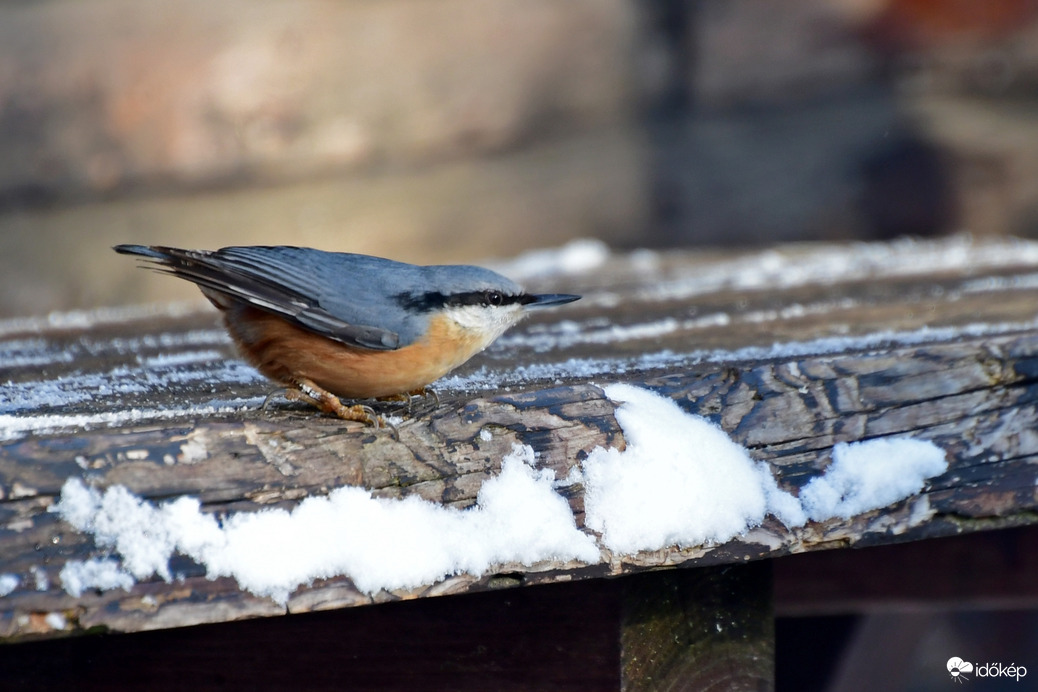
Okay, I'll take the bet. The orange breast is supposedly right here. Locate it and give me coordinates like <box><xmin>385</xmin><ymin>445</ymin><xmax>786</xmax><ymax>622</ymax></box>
<box><xmin>221</xmin><ymin>306</ymin><xmax>487</xmax><ymax>399</ymax></box>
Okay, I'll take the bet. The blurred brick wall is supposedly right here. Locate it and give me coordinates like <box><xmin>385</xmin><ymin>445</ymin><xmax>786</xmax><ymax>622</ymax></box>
<box><xmin>0</xmin><ymin>0</ymin><xmax>637</xmax><ymax>196</ymax></box>
<box><xmin>0</xmin><ymin>0</ymin><xmax>646</xmax><ymax>313</ymax></box>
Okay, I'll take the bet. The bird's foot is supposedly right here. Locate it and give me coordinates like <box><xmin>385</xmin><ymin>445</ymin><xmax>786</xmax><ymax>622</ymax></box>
<box><xmin>282</xmin><ymin>378</ymin><xmax>397</xmax><ymax>436</ymax></box>
<box><xmin>377</xmin><ymin>386</ymin><xmax>439</xmax><ymax>413</ymax></box>
<box><xmin>409</xmin><ymin>385</ymin><xmax>440</xmax><ymax>406</ymax></box>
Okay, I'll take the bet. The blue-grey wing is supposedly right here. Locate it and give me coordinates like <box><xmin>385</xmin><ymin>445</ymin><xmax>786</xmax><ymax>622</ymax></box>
<box><xmin>114</xmin><ymin>244</ymin><xmax>408</xmax><ymax>350</ymax></box>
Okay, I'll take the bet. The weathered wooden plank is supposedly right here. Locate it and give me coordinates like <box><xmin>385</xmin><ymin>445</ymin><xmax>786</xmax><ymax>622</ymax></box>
<box><xmin>0</xmin><ymin>576</ymin><xmax>625</xmax><ymax>692</ymax></box>
<box><xmin>774</xmin><ymin>524</ymin><xmax>1038</xmax><ymax>616</ymax></box>
<box><xmin>2</xmin><ymin>236</ymin><xmax>1038</xmax><ymax>640</ymax></box>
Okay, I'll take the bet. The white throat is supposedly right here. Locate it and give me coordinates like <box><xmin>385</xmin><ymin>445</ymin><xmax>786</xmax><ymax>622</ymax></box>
<box><xmin>444</xmin><ymin>303</ymin><xmax>525</xmax><ymax>347</ymax></box>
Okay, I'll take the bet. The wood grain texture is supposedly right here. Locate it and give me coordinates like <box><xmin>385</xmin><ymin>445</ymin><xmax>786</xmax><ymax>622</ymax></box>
<box><xmin>2</xmin><ymin>236</ymin><xmax>1038</xmax><ymax>640</ymax></box>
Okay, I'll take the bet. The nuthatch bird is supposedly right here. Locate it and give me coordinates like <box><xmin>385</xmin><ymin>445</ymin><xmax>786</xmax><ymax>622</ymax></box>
<box><xmin>114</xmin><ymin>244</ymin><xmax>580</xmax><ymax>425</ymax></box>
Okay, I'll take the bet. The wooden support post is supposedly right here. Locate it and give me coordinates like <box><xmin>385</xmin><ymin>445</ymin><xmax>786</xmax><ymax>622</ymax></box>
<box><xmin>621</xmin><ymin>562</ymin><xmax>774</xmax><ymax>692</ymax></box>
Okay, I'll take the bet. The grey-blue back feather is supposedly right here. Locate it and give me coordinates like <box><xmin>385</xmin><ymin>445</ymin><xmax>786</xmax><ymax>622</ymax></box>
<box><xmin>115</xmin><ymin>245</ymin><xmax>524</xmax><ymax>350</ymax></box>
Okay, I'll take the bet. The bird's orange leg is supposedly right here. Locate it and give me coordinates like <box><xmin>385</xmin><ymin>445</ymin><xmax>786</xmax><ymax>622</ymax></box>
<box><xmin>287</xmin><ymin>377</ymin><xmax>383</xmax><ymax>428</ymax></box>
<box><xmin>377</xmin><ymin>385</ymin><xmax>439</xmax><ymax>413</ymax></box>
<box><xmin>410</xmin><ymin>385</ymin><xmax>440</xmax><ymax>406</ymax></box>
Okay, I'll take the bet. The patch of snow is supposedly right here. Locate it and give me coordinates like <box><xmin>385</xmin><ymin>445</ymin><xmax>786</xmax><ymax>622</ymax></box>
<box><xmin>799</xmin><ymin>439</ymin><xmax>949</xmax><ymax>520</ymax></box>
<box><xmin>49</xmin><ymin>386</ymin><xmax>948</xmax><ymax>603</ymax></box>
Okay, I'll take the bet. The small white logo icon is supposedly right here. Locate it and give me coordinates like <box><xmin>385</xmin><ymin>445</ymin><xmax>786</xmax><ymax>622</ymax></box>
<box><xmin>948</xmin><ymin>657</ymin><xmax>974</xmax><ymax>683</ymax></box>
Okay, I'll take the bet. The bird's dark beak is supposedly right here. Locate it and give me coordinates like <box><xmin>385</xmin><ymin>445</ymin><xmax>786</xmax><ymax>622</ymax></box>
<box><xmin>522</xmin><ymin>293</ymin><xmax>581</xmax><ymax>308</ymax></box>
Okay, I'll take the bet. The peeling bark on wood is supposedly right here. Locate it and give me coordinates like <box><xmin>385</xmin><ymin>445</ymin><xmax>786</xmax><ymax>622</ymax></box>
<box><xmin>2</xmin><ymin>237</ymin><xmax>1038</xmax><ymax>641</ymax></box>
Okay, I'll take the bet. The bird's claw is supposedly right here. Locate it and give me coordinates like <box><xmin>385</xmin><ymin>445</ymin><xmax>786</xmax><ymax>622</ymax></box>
<box><xmin>279</xmin><ymin>379</ymin><xmax>398</xmax><ymax>437</ymax></box>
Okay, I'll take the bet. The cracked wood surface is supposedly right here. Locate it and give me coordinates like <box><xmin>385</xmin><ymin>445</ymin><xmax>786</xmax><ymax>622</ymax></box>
<box><xmin>2</xmin><ymin>236</ymin><xmax>1038</xmax><ymax>639</ymax></box>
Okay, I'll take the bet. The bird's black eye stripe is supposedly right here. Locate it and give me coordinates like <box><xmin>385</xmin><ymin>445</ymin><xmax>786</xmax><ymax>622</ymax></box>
<box><xmin>450</xmin><ymin>290</ymin><xmax>521</xmax><ymax>308</ymax></box>
<box><xmin>395</xmin><ymin>290</ymin><xmax>523</xmax><ymax>312</ymax></box>
<box><xmin>395</xmin><ymin>291</ymin><xmax>449</xmax><ymax>312</ymax></box>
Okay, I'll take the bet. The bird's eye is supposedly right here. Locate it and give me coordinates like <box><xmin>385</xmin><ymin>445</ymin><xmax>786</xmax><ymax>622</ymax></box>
<box><xmin>484</xmin><ymin>290</ymin><xmax>504</xmax><ymax>307</ymax></box>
